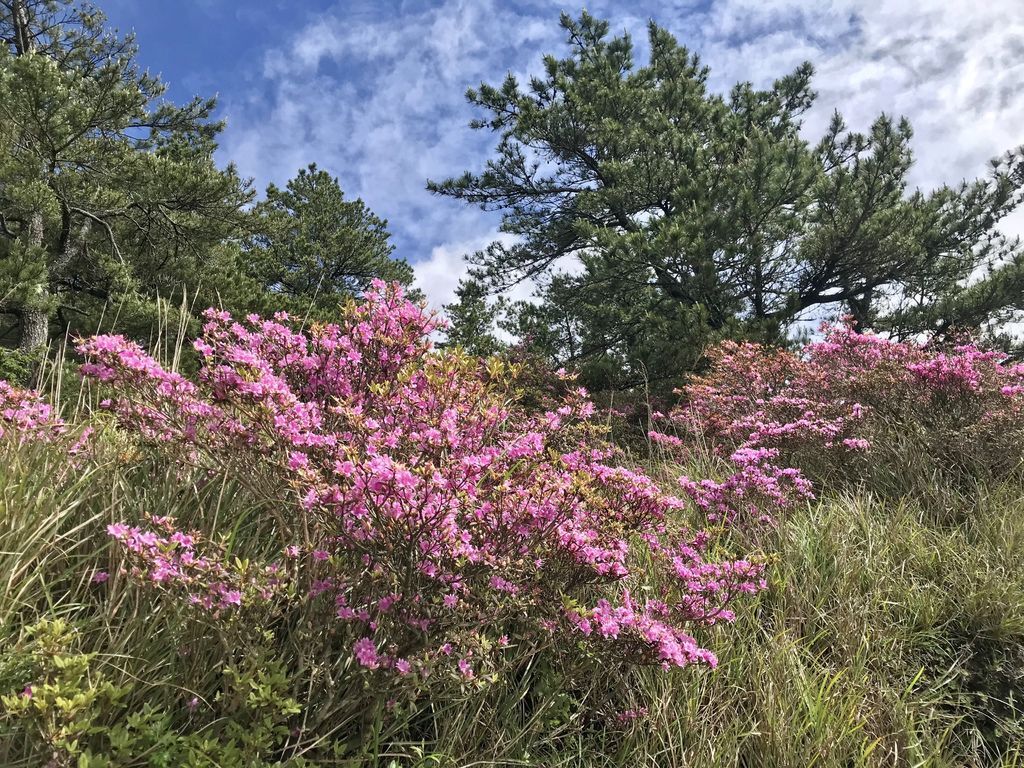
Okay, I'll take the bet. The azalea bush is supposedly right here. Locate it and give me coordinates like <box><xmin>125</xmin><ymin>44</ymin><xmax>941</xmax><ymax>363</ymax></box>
<box><xmin>654</xmin><ymin>323</ymin><xmax>1024</xmax><ymax>492</ymax></box>
<box><xmin>0</xmin><ymin>380</ymin><xmax>67</xmax><ymax>443</ymax></box>
<box><xmin>71</xmin><ymin>282</ymin><xmax>772</xmax><ymax>709</ymax></box>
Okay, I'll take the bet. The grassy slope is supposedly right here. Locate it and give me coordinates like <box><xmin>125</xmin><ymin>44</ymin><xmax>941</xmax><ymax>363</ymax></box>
<box><xmin>619</xmin><ymin>485</ymin><xmax>1024</xmax><ymax>767</ymax></box>
<box><xmin>1</xmin><ymin>436</ymin><xmax>1023</xmax><ymax>766</ymax></box>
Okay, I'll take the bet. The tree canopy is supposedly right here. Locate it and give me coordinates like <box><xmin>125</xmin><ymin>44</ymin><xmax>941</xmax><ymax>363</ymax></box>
<box><xmin>0</xmin><ymin>1</ymin><xmax>413</xmax><ymax>358</ymax></box>
<box><xmin>4</xmin><ymin>2</ymin><xmax>1024</xmax><ymax>393</ymax></box>
<box><xmin>432</xmin><ymin>12</ymin><xmax>1024</xmax><ymax>389</ymax></box>
<box><xmin>242</xmin><ymin>164</ymin><xmax>414</xmax><ymax>320</ymax></box>
<box><xmin>440</xmin><ymin>275</ymin><xmax>506</xmax><ymax>357</ymax></box>
<box><xmin>0</xmin><ymin>0</ymin><xmax>254</xmax><ymax>351</ymax></box>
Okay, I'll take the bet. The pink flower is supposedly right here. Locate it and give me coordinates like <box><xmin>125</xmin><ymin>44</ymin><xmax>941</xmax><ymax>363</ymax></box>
<box><xmin>91</xmin><ymin>571</ymin><xmax>110</xmax><ymax>584</ymax></box>
<box><xmin>615</xmin><ymin>707</ymin><xmax>648</xmax><ymax>724</ymax></box>
<box><xmin>353</xmin><ymin>637</ymin><xmax>379</xmax><ymax>669</ymax></box>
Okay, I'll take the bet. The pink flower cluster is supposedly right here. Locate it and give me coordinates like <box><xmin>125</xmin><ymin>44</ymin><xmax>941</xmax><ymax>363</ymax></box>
<box><xmin>657</xmin><ymin>322</ymin><xmax>1024</xmax><ymax>484</ymax></box>
<box><xmin>678</xmin><ymin>447</ymin><xmax>814</xmax><ymax>526</ymax></box>
<box><xmin>0</xmin><ymin>380</ymin><xmax>66</xmax><ymax>443</ymax></box>
<box><xmin>106</xmin><ymin>516</ymin><xmax>287</xmax><ymax>615</ymax></box>
<box><xmin>79</xmin><ymin>281</ymin><xmax>772</xmax><ymax>677</ymax></box>
<box><xmin>614</xmin><ymin>707</ymin><xmax>649</xmax><ymax>725</ymax></box>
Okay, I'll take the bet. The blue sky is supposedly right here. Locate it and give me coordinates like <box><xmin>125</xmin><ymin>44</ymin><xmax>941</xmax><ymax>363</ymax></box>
<box><xmin>100</xmin><ymin>0</ymin><xmax>1024</xmax><ymax>309</ymax></box>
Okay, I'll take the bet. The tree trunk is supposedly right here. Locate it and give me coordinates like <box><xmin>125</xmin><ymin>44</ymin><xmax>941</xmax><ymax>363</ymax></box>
<box><xmin>848</xmin><ymin>289</ymin><xmax>873</xmax><ymax>333</ymax></box>
<box><xmin>18</xmin><ymin>306</ymin><xmax>48</xmax><ymax>352</ymax></box>
<box><xmin>18</xmin><ymin>211</ymin><xmax>49</xmax><ymax>352</ymax></box>
<box><xmin>11</xmin><ymin>0</ymin><xmax>34</xmax><ymax>55</ymax></box>
<box><xmin>11</xmin><ymin>1</ymin><xmax>49</xmax><ymax>352</ymax></box>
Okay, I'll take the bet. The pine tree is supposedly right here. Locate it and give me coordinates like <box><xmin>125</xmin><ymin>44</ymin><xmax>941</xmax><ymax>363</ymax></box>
<box><xmin>442</xmin><ymin>276</ymin><xmax>506</xmax><ymax>356</ymax></box>
<box><xmin>0</xmin><ymin>0</ymin><xmax>252</xmax><ymax>351</ymax></box>
<box><xmin>243</xmin><ymin>164</ymin><xmax>413</xmax><ymax>320</ymax></box>
<box><xmin>430</xmin><ymin>12</ymin><xmax>1024</xmax><ymax>389</ymax></box>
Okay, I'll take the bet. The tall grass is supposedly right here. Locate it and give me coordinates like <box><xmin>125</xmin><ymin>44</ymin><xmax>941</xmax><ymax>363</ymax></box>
<box><xmin>2</xmin><ymin>428</ymin><xmax>1023</xmax><ymax>765</ymax></box>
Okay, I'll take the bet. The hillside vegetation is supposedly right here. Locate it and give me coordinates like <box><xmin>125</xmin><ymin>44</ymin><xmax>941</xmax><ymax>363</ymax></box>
<box><xmin>4</xmin><ymin>3</ymin><xmax>1024</xmax><ymax>766</ymax></box>
<box><xmin>0</xmin><ymin>286</ymin><xmax>1022</xmax><ymax>766</ymax></box>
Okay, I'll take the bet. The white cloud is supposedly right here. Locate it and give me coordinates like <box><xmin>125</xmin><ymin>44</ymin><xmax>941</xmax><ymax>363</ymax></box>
<box><xmin>413</xmin><ymin>232</ymin><xmax>554</xmax><ymax>312</ymax></box>
<box><xmin>222</xmin><ymin>0</ymin><xmax>1024</xmax><ymax>313</ymax></box>
<box><xmin>678</xmin><ymin>0</ymin><xmax>1024</xmax><ymax>191</ymax></box>
<box><xmin>221</xmin><ymin>0</ymin><xmax>569</xmax><ymax>311</ymax></box>
<box><xmin>412</xmin><ymin>235</ymin><xmax>495</xmax><ymax>311</ymax></box>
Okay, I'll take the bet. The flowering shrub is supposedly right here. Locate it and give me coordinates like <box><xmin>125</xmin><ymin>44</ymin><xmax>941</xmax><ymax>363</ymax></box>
<box><xmin>678</xmin><ymin>447</ymin><xmax>814</xmax><ymax>527</ymax></box>
<box><xmin>106</xmin><ymin>516</ymin><xmax>290</xmax><ymax>616</ymax></box>
<box><xmin>656</xmin><ymin>323</ymin><xmax>1024</xmax><ymax>489</ymax></box>
<box><xmin>76</xmin><ymin>282</ymin><xmax>771</xmax><ymax>688</ymax></box>
<box><xmin>0</xmin><ymin>380</ymin><xmax>66</xmax><ymax>443</ymax></box>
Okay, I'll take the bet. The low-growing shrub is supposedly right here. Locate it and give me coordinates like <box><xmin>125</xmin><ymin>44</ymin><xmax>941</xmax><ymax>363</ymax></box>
<box><xmin>655</xmin><ymin>323</ymin><xmax>1024</xmax><ymax>495</ymax></box>
<box><xmin>0</xmin><ymin>619</ymin><xmax>308</xmax><ymax>767</ymax></box>
<box><xmin>0</xmin><ymin>280</ymin><xmax>790</xmax><ymax>759</ymax></box>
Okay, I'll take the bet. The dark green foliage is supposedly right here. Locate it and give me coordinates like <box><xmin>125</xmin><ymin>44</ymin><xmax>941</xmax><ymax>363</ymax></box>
<box><xmin>441</xmin><ymin>275</ymin><xmax>507</xmax><ymax>356</ymax></box>
<box><xmin>430</xmin><ymin>12</ymin><xmax>1024</xmax><ymax>390</ymax></box>
<box><xmin>243</xmin><ymin>164</ymin><xmax>414</xmax><ymax>321</ymax></box>
<box><xmin>0</xmin><ymin>0</ymin><xmax>254</xmax><ymax>350</ymax></box>
<box><xmin>0</xmin><ymin>347</ymin><xmax>37</xmax><ymax>386</ymax></box>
